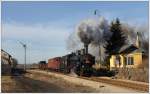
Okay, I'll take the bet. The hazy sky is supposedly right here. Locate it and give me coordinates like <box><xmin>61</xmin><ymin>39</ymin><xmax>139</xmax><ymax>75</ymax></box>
<box><xmin>2</xmin><ymin>1</ymin><xmax>148</xmax><ymax>64</ymax></box>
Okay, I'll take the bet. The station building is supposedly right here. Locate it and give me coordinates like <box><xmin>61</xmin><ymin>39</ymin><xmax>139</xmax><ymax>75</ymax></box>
<box><xmin>109</xmin><ymin>33</ymin><xmax>147</xmax><ymax>70</ymax></box>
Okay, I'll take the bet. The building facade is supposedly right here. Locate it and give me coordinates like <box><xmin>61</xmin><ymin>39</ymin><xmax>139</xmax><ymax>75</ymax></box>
<box><xmin>110</xmin><ymin>51</ymin><xmax>143</xmax><ymax>70</ymax></box>
<box><xmin>109</xmin><ymin>32</ymin><xmax>145</xmax><ymax>70</ymax></box>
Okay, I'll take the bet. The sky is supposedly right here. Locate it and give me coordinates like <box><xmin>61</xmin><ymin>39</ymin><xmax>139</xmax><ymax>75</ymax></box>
<box><xmin>1</xmin><ymin>1</ymin><xmax>148</xmax><ymax>64</ymax></box>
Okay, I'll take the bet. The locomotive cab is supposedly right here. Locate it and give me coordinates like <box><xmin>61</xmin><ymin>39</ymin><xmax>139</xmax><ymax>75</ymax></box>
<box><xmin>74</xmin><ymin>48</ymin><xmax>95</xmax><ymax>77</ymax></box>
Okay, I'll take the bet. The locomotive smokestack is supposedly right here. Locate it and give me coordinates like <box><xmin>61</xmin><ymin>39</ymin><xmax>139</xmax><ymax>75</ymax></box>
<box><xmin>84</xmin><ymin>43</ymin><xmax>88</xmax><ymax>54</ymax></box>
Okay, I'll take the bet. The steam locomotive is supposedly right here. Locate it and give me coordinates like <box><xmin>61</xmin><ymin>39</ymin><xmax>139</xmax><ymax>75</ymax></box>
<box><xmin>39</xmin><ymin>45</ymin><xmax>95</xmax><ymax>77</ymax></box>
<box><xmin>61</xmin><ymin>49</ymin><xmax>95</xmax><ymax>76</ymax></box>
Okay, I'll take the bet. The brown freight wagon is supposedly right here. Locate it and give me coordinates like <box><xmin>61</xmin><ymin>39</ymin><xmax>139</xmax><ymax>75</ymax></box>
<box><xmin>39</xmin><ymin>61</ymin><xmax>47</xmax><ymax>70</ymax></box>
<box><xmin>48</xmin><ymin>57</ymin><xmax>61</xmax><ymax>71</ymax></box>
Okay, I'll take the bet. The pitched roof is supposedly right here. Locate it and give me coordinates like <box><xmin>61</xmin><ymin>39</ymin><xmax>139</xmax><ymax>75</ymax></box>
<box><xmin>111</xmin><ymin>43</ymin><xmax>144</xmax><ymax>55</ymax></box>
<box><xmin>119</xmin><ymin>44</ymin><xmax>138</xmax><ymax>54</ymax></box>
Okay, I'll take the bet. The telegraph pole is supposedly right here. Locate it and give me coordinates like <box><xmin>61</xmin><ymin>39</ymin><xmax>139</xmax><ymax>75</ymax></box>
<box><xmin>19</xmin><ymin>41</ymin><xmax>27</xmax><ymax>71</ymax></box>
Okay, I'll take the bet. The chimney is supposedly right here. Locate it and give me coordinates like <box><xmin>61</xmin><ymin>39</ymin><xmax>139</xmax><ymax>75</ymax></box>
<box><xmin>136</xmin><ymin>32</ymin><xmax>140</xmax><ymax>48</ymax></box>
<box><xmin>84</xmin><ymin>43</ymin><xmax>88</xmax><ymax>54</ymax></box>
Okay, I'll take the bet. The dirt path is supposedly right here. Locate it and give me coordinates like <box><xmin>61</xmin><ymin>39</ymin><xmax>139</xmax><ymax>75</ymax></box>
<box><xmin>23</xmin><ymin>72</ymin><xmax>99</xmax><ymax>93</ymax></box>
<box><xmin>1</xmin><ymin>71</ymin><xmax>145</xmax><ymax>93</ymax></box>
<box><xmin>2</xmin><ymin>76</ymin><xmax>66</xmax><ymax>93</ymax></box>
<box><xmin>1</xmin><ymin>73</ymin><xmax>98</xmax><ymax>93</ymax></box>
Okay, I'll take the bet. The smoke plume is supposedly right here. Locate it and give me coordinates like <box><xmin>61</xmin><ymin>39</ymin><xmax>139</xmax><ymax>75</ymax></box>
<box><xmin>67</xmin><ymin>16</ymin><xmax>111</xmax><ymax>61</ymax></box>
<box><xmin>77</xmin><ymin>17</ymin><xmax>110</xmax><ymax>46</ymax></box>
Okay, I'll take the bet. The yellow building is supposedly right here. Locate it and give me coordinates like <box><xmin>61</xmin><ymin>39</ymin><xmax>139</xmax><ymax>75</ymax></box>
<box><xmin>110</xmin><ymin>47</ymin><xmax>144</xmax><ymax>70</ymax></box>
<box><xmin>110</xmin><ymin>32</ymin><xmax>146</xmax><ymax>70</ymax></box>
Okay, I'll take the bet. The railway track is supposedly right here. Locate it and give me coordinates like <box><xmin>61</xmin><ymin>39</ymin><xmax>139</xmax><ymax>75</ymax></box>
<box><xmin>29</xmin><ymin>69</ymin><xmax>149</xmax><ymax>92</ymax></box>
<box><xmin>80</xmin><ymin>77</ymin><xmax>149</xmax><ymax>92</ymax></box>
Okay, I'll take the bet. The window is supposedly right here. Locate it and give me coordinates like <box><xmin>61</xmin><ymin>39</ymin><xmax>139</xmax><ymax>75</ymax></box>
<box><xmin>127</xmin><ymin>57</ymin><xmax>134</xmax><ymax>65</ymax></box>
<box><xmin>131</xmin><ymin>57</ymin><xmax>134</xmax><ymax>65</ymax></box>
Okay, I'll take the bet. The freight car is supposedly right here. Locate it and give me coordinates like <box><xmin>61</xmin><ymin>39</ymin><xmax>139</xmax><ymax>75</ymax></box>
<box><xmin>48</xmin><ymin>57</ymin><xmax>61</xmax><ymax>71</ymax></box>
<box><xmin>39</xmin><ymin>61</ymin><xmax>47</xmax><ymax>70</ymax></box>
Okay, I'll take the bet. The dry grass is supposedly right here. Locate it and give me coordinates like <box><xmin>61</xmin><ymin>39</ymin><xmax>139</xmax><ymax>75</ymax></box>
<box><xmin>116</xmin><ymin>68</ymin><xmax>149</xmax><ymax>82</ymax></box>
<box><xmin>25</xmin><ymin>72</ymin><xmax>99</xmax><ymax>93</ymax></box>
<box><xmin>1</xmin><ymin>76</ymin><xmax>17</xmax><ymax>92</ymax></box>
<box><xmin>116</xmin><ymin>56</ymin><xmax>149</xmax><ymax>83</ymax></box>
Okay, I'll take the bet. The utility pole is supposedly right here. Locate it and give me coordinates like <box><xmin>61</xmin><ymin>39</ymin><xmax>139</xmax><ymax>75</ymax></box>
<box><xmin>19</xmin><ymin>41</ymin><xmax>27</xmax><ymax>71</ymax></box>
<box><xmin>94</xmin><ymin>10</ymin><xmax>102</xmax><ymax>68</ymax></box>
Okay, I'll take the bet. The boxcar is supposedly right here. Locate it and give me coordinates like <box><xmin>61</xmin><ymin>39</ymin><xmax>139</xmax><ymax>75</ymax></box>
<box><xmin>48</xmin><ymin>57</ymin><xmax>61</xmax><ymax>71</ymax></box>
<box><xmin>39</xmin><ymin>61</ymin><xmax>47</xmax><ymax>70</ymax></box>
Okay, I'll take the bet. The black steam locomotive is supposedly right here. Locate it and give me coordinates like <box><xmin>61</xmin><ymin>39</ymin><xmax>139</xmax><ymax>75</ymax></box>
<box><xmin>62</xmin><ymin>49</ymin><xmax>95</xmax><ymax>76</ymax></box>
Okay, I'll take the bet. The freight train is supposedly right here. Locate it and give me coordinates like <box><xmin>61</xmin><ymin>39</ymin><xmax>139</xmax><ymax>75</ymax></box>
<box><xmin>39</xmin><ymin>48</ymin><xmax>95</xmax><ymax>77</ymax></box>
